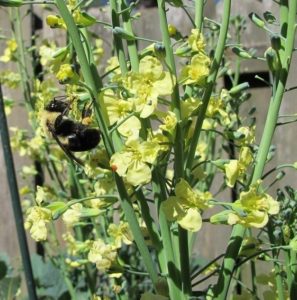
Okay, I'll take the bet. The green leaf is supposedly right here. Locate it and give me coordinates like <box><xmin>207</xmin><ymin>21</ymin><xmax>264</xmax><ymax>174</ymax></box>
<box><xmin>31</xmin><ymin>254</ymin><xmax>68</xmax><ymax>299</ymax></box>
<box><xmin>0</xmin><ymin>260</ymin><xmax>7</xmax><ymax>280</ymax></box>
<box><xmin>0</xmin><ymin>276</ymin><xmax>21</xmax><ymax>299</ymax></box>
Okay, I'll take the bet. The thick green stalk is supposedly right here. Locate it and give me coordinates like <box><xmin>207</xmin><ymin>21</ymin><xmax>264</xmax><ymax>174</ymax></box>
<box><xmin>120</xmin><ymin>0</ymin><xmax>139</xmax><ymax>71</ymax></box>
<box><xmin>153</xmin><ymin>170</ymin><xmax>183</xmax><ymax>300</ymax></box>
<box><xmin>290</xmin><ymin>249</ymin><xmax>297</xmax><ymax>296</ymax></box>
<box><xmin>213</xmin><ymin>1</ymin><xmax>297</xmax><ymax>298</ymax></box>
<box><xmin>135</xmin><ymin>190</ymin><xmax>162</xmax><ymax>252</ymax></box>
<box><xmin>115</xmin><ymin>175</ymin><xmax>159</xmax><ymax>289</ymax></box>
<box><xmin>156</xmin><ymin>0</ymin><xmax>180</xmax><ymax>116</ymax></box>
<box><xmin>194</xmin><ymin>0</ymin><xmax>204</xmax><ymax>31</ymax></box>
<box><xmin>0</xmin><ymin>85</ymin><xmax>37</xmax><ymax>300</ymax></box>
<box><xmin>156</xmin><ymin>1</ymin><xmax>190</xmax><ymax>295</ymax></box>
<box><xmin>185</xmin><ymin>0</ymin><xmax>231</xmax><ymax>173</ymax></box>
<box><xmin>12</xmin><ymin>8</ymin><xmax>33</xmax><ymax>109</ymax></box>
<box><xmin>110</xmin><ymin>0</ymin><xmax>128</xmax><ymax>74</ymax></box>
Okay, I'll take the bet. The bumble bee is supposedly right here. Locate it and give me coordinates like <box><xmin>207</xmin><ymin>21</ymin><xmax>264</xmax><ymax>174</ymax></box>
<box><xmin>43</xmin><ymin>97</ymin><xmax>101</xmax><ymax>165</ymax></box>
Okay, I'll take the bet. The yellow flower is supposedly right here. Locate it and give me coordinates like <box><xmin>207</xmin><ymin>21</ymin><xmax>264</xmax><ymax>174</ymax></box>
<box><xmin>180</xmin><ymin>53</ymin><xmax>210</xmax><ymax>85</ymax></box>
<box><xmin>188</xmin><ymin>29</ymin><xmax>206</xmax><ymax>52</ymax></box>
<box><xmin>35</xmin><ymin>186</ymin><xmax>47</xmax><ymax>205</ymax></box>
<box><xmin>195</xmin><ymin>141</ymin><xmax>208</xmax><ymax>161</ymax></box>
<box><xmin>159</xmin><ymin>111</ymin><xmax>177</xmax><ymax>135</ymax></box>
<box><xmin>46</xmin><ymin>15</ymin><xmax>66</xmax><ymax>29</ymax></box>
<box><xmin>224</xmin><ymin>147</ymin><xmax>253</xmax><ymax>187</ymax></box>
<box><xmin>206</xmin><ymin>95</ymin><xmax>231</xmax><ymax>126</ymax></box>
<box><xmin>124</xmin><ymin>55</ymin><xmax>175</xmax><ymax>118</ymax></box>
<box><xmin>235</xmin><ymin>126</ymin><xmax>256</xmax><ymax>146</ymax></box>
<box><xmin>103</xmin><ymin>89</ymin><xmax>133</xmax><ymax>125</ymax></box>
<box><xmin>102</xmin><ymin>89</ymin><xmax>141</xmax><ymax>139</ymax></box>
<box><xmin>180</xmin><ymin>97</ymin><xmax>202</xmax><ymax>120</ymax></box>
<box><xmin>56</xmin><ymin>64</ymin><xmax>79</xmax><ymax>84</ymax></box>
<box><xmin>168</xmin><ymin>24</ymin><xmax>177</xmax><ymax>37</ymax></box>
<box><xmin>0</xmin><ymin>70</ymin><xmax>21</xmax><ymax>88</ymax></box>
<box><xmin>24</xmin><ymin>206</ymin><xmax>52</xmax><ymax>241</ymax></box>
<box><xmin>93</xmin><ymin>39</ymin><xmax>104</xmax><ymax>65</ymax></box>
<box><xmin>108</xmin><ymin>222</ymin><xmax>133</xmax><ymax>248</ymax></box>
<box><xmin>148</xmin><ymin>130</ymin><xmax>170</xmax><ymax>152</ymax></box>
<box><xmin>62</xmin><ymin>203</ymin><xmax>83</xmax><ymax>226</ymax></box>
<box><xmin>0</xmin><ymin>39</ymin><xmax>17</xmax><ymax>62</ymax></box>
<box><xmin>228</xmin><ymin>181</ymin><xmax>279</xmax><ymax>228</ymax></box>
<box><xmin>162</xmin><ymin>179</ymin><xmax>212</xmax><ymax>232</ymax></box>
<box><xmin>110</xmin><ymin>139</ymin><xmax>160</xmax><ymax>186</ymax></box>
<box><xmin>105</xmin><ymin>56</ymin><xmax>120</xmax><ymax>74</ymax></box>
<box><xmin>63</xmin><ymin>232</ymin><xmax>91</xmax><ymax>256</ymax></box>
<box><xmin>88</xmin><ymin>239</ymin><xmax>117</xmax><ymax>271</ymax></box>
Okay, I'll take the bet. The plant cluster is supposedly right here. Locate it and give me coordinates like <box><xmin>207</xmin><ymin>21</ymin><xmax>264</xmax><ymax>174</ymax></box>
<box><xmin>1</xmin><ymin>0</ymin><xmax>297</xmax><ymax>299</ymax></box>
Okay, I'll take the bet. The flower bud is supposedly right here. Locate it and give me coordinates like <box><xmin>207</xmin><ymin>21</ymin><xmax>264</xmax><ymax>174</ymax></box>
<box><xmin>249</xmin><ymin>12</ymin><xmax>265</xmax><ymax>28</ymax></box>
<box><xmin>229</xmin><ymin>82</ymin><xmax>250</xmax><ymax>96</ymax></box>
<box><xmin>52</xmin><ymin>46</ymin><xmax>68</xmax><ymax>59</ymax></box>
<box><xmin>154</xmin><ymin>43</ymin><xmax>166</xmax><ymax>59</ymax></box>
<box><xmin>46</xmin><ymin>15</ymin><xmax>66</xmax><ymax>29</ymax></box>
<box><xmin>232</xmin><ymin>46</ymin><xmax>252</xmax><ymax>59</ymax></box>
<box><xmin>56</xmin><ymin>64</ymin><xmax>79</xmax><ymax>84</ymax></box>
<box><xmin>265</xmin><ymin>47</ymin><xmax>280</xmax><ymax>73</ymax></box>
<box><xmin>73</xmin><ymin>11</ymin><xmax>96</xmax><ymax>27</ymax></box>
<box><xmin>270</xmin><ymin>34</ymin><xmax>281</xmax><ymax>51</ymax></box>
<box><xmin>168</xmin><ymin>24</ymin><xmax>177</xmax><ymax>37</ymax></box>
<box><xmin>174</xmin><ymin>45</ymin><xmax>191</xmax><ymax>57</ymax></box>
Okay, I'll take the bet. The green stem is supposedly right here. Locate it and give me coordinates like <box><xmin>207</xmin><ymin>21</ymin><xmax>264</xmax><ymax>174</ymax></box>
<box><xmin>213</xmin><ymin>1</ymin><xmax>297</xmax><ymax>298</ymax></box>
<box><xmin>156</xmin><ymin>0</ymin><xmax>180</xmax><ymax>116</ymax></box>
<box><xmin>12</xmin><ymin>8</ymin><xmax>33</xmax><ymax>110</ymax></box>
<box><xmin>0</xmin><ymin>85</ymin><xmax>37</xmax><ymax>300</ymax></box>
<box><xmin>156</xmin><ymin>1</ymin><xmax>189</xmax><ymax>296</ymax></box>
<box><xmin>290</xmin><ymin>249</ymin><xmax>297</xmax><ymax>296</ymax></box>
<box><xmin>194</xmin><ymin>0</ymin><xmax>204</xmax><ymax>31</ymax></box>
<box><xmin>153</xmin><ymin>170</ymin><xmax>183</xmax><ymax>300</ymax></box>
<box><xmin>110</xmin><ymin>0</ymin><xmax>128</xmax><ymax>74</ymax></box>
<box><xmin>120</xmin><ymin>0</ymin><xmax>139</xmax><ymax>71</ymax></box>
<box><xmin>115</xmin><ymin>175</ymin><xmax>159</xmax><ymax>290</ymax></box>
<box><xmin>185</xmin><ymin>0</ymin><xmax>231</xmax><ymax>173</ymax></box>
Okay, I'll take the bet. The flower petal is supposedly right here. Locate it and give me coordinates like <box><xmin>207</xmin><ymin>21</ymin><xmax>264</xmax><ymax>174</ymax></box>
<box><xmin>178</xmin><ymin>208</ymin><xmax>202</xmax><ymax>232</ymax></box>
<box><xmin>126</xmin><ymin>161</ymin><xmax>152</xmax><ymax>186</ymax></box>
